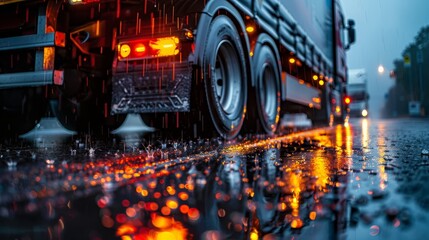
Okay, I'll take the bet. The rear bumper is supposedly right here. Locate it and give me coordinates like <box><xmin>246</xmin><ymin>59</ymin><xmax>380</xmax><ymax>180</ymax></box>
<box><xmin>0</xmin><ymin>71</ymin><xmax>54</xmax><ymax>88</ymax></box>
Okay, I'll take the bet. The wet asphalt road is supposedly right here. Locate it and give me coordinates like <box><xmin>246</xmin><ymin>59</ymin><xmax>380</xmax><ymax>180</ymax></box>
<box><xmin>0</xmin><ymin>118</ymin><xmax>429</xmax><ymax>240</ymax></box>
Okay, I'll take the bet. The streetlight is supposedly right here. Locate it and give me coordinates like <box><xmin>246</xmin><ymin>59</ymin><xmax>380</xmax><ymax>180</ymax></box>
<box><xmin>378</xmin><ymin>65</ymin><xmax>385</xmax><ymax>74</ymax></box>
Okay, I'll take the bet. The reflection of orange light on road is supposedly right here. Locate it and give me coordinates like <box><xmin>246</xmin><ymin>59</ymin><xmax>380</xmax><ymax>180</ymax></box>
<box><xmin>116</xmin><ymin>224</ymin><xmax>136</xmax><ymax>236</ymax></box>
<box><xmin>362</xmin><ymin>118</ymin><xmax>369</xmax><ymax>149</ymax></box>
<box><xmin>289</xmin><ymin>163</ymin><xmax>302</xmax><ymax>218</ymax></box>
<box><xmin>161</xmin><ymin>206</ymin><xmax>171</xmax><ymax>216</ymax></box>
<box><xmin>377</xmin><ymin>124</ymin><xmax>388</xmax><ymax>190</ymax></box>
<box><xmin>152</xmin><ymin>215</ymin><xmax>172</xmax><ymax>228</ymax></box>
<box><xmin>312</xmin><ymin>154</ymin><xmax>329</xmax><ymax>189</ymax></box>
<box><xmin>148</xmin><ymin>181</ymin><xmax>157</xmax><ymax>189</ymax></box>
<box><xmin>166</xmin><ymin>186</ymin><xmax>176</xmax><ymax>195</ymax></box>
<box><xmin>157</xmin><ymin>232</ymin><xmax>176</xmax><ymax>240</ymax></box>
<box><xmin>178</xmin><ymin>192</ymin><xmax>189</xmax><ymax>201</ymax></box>
<box><xmin>126</xmin><ymin>207</ymin><xmax>137</xmax><ymax>218</ymax></box>
<box><xmin>121</xmin><ymin>235</ymin><xmax>132</xmax><ymax>240</ymax></box>
<box><xmin>141</xmin><ymin>189</ymin><xmax>149</xmax><ymax>197</ymax></box>
<box><xmin>345</xmin><ymin>122</ymin><xmax>353</xmax><ymax>157</ymax></box>
<box><xmin>188</xmin><ymin>208</ymin><xmax>200</xmax><ymax>221</ymax></box>
<box><xmin>179</xmin><ymin>205</ymin><xmax>189</xmax><ymax>214</ymax></box>
<box><xmin>291</xmin><ymin>218</ymin><xmax>303</xmax><ymax>229</ymax></box>
<box><xmin>120</xmin><ymin>214</ymin><xmax>188</xmax><ymax>240</ymax></box>
<box><xmin>222</xmin><ymin>128</ymin><xmax>330</xmax><ymax>155</ymax></box>
<box><xmin>148</xmin><ymin>202</ymin><xmax>159</xmax><ymax>211</ymax></box>
<box><xmin>166</xmin><ymin>199</ymin><xmax>178</xmax><ymax>209</ymax></box>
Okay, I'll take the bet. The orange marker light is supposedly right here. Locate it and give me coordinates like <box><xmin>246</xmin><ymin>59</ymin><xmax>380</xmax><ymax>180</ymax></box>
<box><xmin>119</xmin><ymin>44</ymin><xmax>131</xmax><ymax>58</ymax></box>
<box><xmin>313</xmin><ymin>75</ymin><xmax>318</xmax><ymax>81</ymax></box>
<box><xmin>185</xmin><ymin>30</ymin><xmax>194</xmax><ymax>39</ymax></box>
<box><xmin>149</xmin><ymin>37</ymin><xmax>179</xmax><ymax>57</ymax></box>
<box><xmin>289</xmin><ymin>58</ymin><xmax>296</xmax><ymax>64</ymax></box>
<box><xmin>246</xmin><ymin>26</ymin><xmax>255</xmax><ymax>33</ymax></box>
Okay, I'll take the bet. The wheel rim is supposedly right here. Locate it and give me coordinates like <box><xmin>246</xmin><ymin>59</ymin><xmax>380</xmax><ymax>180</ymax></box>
<box><xmin>213</xmin><ymin>40</ymin><xmax>243</xmax><ymax>120</ymax></box>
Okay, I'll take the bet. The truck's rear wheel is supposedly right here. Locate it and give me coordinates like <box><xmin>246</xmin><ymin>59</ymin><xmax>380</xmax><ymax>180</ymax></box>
<box><xmin>202</xmin><ymin>15</ymin><xmax>247</xmax><ymax>140</ymax></box>
<box><xmin>249</xmin><ymin>43</ymin><xmax>281</xmax><ymax>135</ymax></box>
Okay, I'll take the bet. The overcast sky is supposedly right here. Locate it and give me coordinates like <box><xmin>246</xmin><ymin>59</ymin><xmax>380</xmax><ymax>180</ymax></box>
<box><xmin>342</xmin><ymin>0</ymin><xmax>429</xmax><ymax>118</ymax></box>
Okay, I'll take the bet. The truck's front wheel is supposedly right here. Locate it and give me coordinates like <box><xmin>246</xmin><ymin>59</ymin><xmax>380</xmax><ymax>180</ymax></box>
<box><xmin>202</xmin><ymin>15</ymin><xmax>247</xmax><ymax>140</ymax></box>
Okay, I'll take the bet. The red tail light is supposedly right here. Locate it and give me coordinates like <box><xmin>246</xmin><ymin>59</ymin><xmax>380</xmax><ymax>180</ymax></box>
<box><xmin>117</xmin><ymin>37</ymin><xmax>180</xmax><ymax>61</ymax></box>
<box><xmin>344</xmin><ymin>96</ymin><xmax>351</xmax><ymax>104</ymax></box>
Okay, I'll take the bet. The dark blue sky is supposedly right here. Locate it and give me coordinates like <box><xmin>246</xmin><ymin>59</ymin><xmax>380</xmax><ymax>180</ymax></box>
<box><xmin>342</xmin><ymin>0</ymin><xmax>429</xmax><ymax>118</ymax></box>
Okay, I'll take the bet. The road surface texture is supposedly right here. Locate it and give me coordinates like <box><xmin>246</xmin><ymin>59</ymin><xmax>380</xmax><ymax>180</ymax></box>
<box><xmin>0</xmin><ymin>118</ymin><xmax>428</xmax><ymax>239</ymax></box>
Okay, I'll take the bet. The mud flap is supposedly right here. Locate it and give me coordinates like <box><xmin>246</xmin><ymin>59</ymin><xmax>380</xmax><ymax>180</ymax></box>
<box><xmin>111</xmin><ymin>67</ymin><xmax>192</xmax><ymax>114</ymax></box>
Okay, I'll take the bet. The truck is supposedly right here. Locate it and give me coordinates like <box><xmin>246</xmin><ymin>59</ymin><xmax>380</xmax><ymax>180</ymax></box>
<box><xmin>347</xmin><ymin>69</ymin><xmax>369</xmax><ymax>118</ymax></box>
<box><xmin>0</xmin><ymin>0</ymin><xmax>355</xmax><ymax>139</ymax></box>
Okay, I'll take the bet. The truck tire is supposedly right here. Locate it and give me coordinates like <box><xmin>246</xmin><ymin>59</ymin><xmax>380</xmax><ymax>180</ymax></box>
<box><xmin>248</xmin><ymin>41</ymin><xmax>281</xmax><ymax>135</ymax></box>
<box><xmin>202</xmin><ymin>15</ymin><xmax>247</xmax><ymax>140</ymax></box>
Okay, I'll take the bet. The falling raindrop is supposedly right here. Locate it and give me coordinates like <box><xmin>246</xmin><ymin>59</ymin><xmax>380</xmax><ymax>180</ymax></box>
<box><xmin>89</xmin><ymin>148</ymin><xmax>95</xmax><ymax>157</ymax></box>
<box><xmin>369</xmin><ymin>225</ymin><xmax>380</xmax><ymax>236</ymax></box>
<box><xmin>6</xmin><ymin>160</ymin><xmax>18</xmax><ymax>170</ymax></box>
<box><xmin>46</xmin><ymin>159</ymin><xmax>55</xmax><ymax>165</ymax></box>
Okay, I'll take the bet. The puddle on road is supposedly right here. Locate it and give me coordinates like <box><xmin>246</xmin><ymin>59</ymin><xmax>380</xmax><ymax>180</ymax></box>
<box><xmin>1</xmin><ymin>119</ymin><xmax>429</xmax><ymax>239</ymax></box>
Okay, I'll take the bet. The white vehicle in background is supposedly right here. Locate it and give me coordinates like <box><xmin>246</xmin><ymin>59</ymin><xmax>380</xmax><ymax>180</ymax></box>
<box><xmin>408</xmin><ymin>101</ymin><xmax>421</xmax><ymax>117</ymax></box>
<box><xmin>347</xmin><ymin>69</ymin><xmax>369</xmax><ymax>118</ymax></box>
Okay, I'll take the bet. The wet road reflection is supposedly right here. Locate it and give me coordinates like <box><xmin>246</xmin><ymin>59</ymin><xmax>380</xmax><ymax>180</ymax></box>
<box><xmin>1</xmin><ymin>118</ymin><xmax>429</xmax><ymax>239</ymax></box>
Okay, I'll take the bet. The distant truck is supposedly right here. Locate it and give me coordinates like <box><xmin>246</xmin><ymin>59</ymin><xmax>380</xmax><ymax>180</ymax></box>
<box><xmin>347</xmin><ymin>69</ymin><xmax>369</xmax><ymax>118</ymax></box>
<box><xmin>408</xmin><ymin>101</ymin><xmax>421</xmax><ymax>117</ymax></box>
<box><xmin>0</xmin><ymin>0</ymin><xmax>355</xmax><ymax>138</ymax></box>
